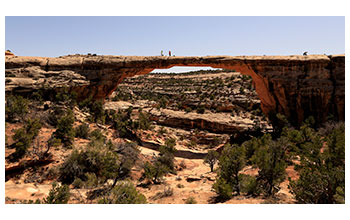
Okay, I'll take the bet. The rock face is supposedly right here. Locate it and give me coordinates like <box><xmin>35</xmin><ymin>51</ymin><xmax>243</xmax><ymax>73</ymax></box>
<box><xmin>146</xmin><ymin>108</ymin><xmax>256</xmax><ymax>134</ymax></box>
<box><xmin>5</xmin><ymin>54</ymin><xmax>345</xmax><ymax>126</ymax></box>
<box><xmin>5</xmin><ymin>51</ymin><xmax>15</xmax><ymax>56</ymax></box>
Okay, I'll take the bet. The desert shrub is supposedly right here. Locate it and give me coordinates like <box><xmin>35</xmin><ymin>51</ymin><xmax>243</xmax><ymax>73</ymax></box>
<box><xmin>43</xmin><ymin>182</ymin><xmax>70</xmax><ymax>204</ymax></box>
<box><xmin>196</xmin><ymin>106</ymin><xmax>205</xmax><ymax>114</ymax></box>
<box><xmin>112</xmin><ymin>109</ymin><xmax>134</xmax><ymax>139</ymax></box>
<box><xmin>54</xmin><ymin>87</ymin><xmax>77</xmax><ymax>107</ymax></box>
<box><xmin>241</xmin><ymin>75</ymin><xmax>251</xmax><ymax>81</ymax></box>
<box><xmin>214</xmin><ymin>144</ymin><xmax>246</xmax><ymax>197</ymax></box>
<box><xmin>19</xmin><ymin>199</ymin><xmax>42</xmax><ymax>204</ymax></box>
<box><xmin>58</xmin><ymin>142</ymin><xmax>120</xmax><ymax>184</ymax></box>
<box><xmin>156</xmin><ymin>138</ymin><xmax>178</xmax><ymax>173</ymax></box>
<box><xmin>184</xmin><ymin>107</ymin><xmax>192</xmax><ymax>113</ymax></box>
<box><xmin>58</xmin><ymin>150</ymin><xmax>85</xmax><ymax>184</ymax></box>
<box><xmin>89</xmin><ymin>129</ymin><xmax>106</xmax><ymax>143</ymax></box>
<box><xmin>112</xmin><ymin>142</ymin><xmax>140</xmax><ymax>185</ymax></box>
<box><xmin>241</xmin><ymin>135</ymin><xmax>270</xmax><ymax>164</ymax></box>
<box><xmin>204</xmin><ymin>150</ymin><xmax>219</xmax><ymax>172</ymax></box>
<box><xmin>78</xmin><ymin>97</ymin><xmax>105</xmax><ymax>123</ymax></box>
<box><xmin>30</xmin><ymin>90</ymin><xmax>44</xmax><ymax>104</ymax></box>
<box><xmin>281</xmin><ymin>118</ymin><xmax>317</xmax><ymax>156</ymax></box>
<box><xmin>45</xmin><ymin>167</ymin><xmax>59</xmax><ymax>181</ymax></box>
<box><xmin>239</xmin><ymin>87</ymin><xmax>245</xmax><ymax>94</ymax></box>
<box><xmin>185</xmin><ymin>196</ymin><xmax>197</xmax><ymax>204</ymax></box>
<box><xmin>75</xmin><ymin>123</ymin><xmax>90</xmax><ymax>139</ymax></box>
<box><xmin>142</xmin><ymin>137</ymin><xmax>176</xmax><ymax>184</ymax></box>
<box><xmin>252</xmin><ymin>135</ymin><xmax>288</xmax><ymax>196</ymax></box>
<box><xmin>5</xmin><ymin>95</ymin><xmax>29</xmax><ymax>122</ymax></box>
<box><xmin>47</xmin><ymin>106</ymin><xmax>66</xmax><ymax>127</ymax></box>
<box><xmin>137</xmin><ymin>111</ymin><xmax>151</xmax><ymax>130</ymax></box>
<box><xmin>158</xmin><ymin>126</ymin><xmax>167</xmax><ymax>136</ymax></box>
<box><xmin>187</xmin><ymin>140</ymin><xmax>197</xmax><ymax>148</ymax></box>
<box><xmin>288</xmin><ymin>123</ymin><xmax>345</xmax><ymax>203</ymax></box>
<box><xmin>12</xmin><ymin>118</ymin><xmax>42</xmax><ymax>159</ymax></box>
<box><xmin>89</xmin><ymin>100</ymin><xmax>105</xmax><ymax>124</ymax></box>
<box><xmin>164</xmin><ymin>138</ymin><xmax>176</xmax><ymax>149</ymax></box>
<box><xmin>84</xmin><ymin>173</ymin><xmax>99</xmax><ymax>189</ymax></box>
<box><xmin>159</xmin><ymin>96</ymin><xmax>168</xmax><ymax>108</ymax></box>
<box><xmin>239</xmin><ymin>174</ymin><xmax>260</xmax><ymax>196</ymax></box>
<box><xmin>157</xmin><ymin>152</ymin><xmax>176</xmax><ymax>174</ymax></box>
<box><xmin>78</xmin><ymin>96</ymin><xmax>93</xmax><ymax>110</ymax></box>
<box><xmin>151</xmin><ymin>187</ymin><xmax>174</xmax><ymax>200</ymax></box>
<box><xmin>53</xmin><ymin>110</ymin><xmax>75</xmax><ymax>147</ymax></box>
<box><xmin>112</xmin><ymin>88</ymin><xmax>133</xmax><ymax>101</ymax></box>
<box><xmin>98</xmin><ymin>181</ymin><xmax>147</xmax><ymax>204</ymax></box>
<box><xmin>47</xmin><ymin>136</ymin><xmax>61</xmax><ymax>149</ymax></box>
<box><xmin>72</xmin><ymin>178</ymin><xmax>84</xmax><ymax>189</ymax></box>
<box><xmin>271</xmin><ymin>113</ymin><xmax>290</xmax><ymax>136</ymax></box>
<box><xmin>143</xmin><ymin>161</ymin><xmax>168</xmax><ymax>184</ymax></box>
<box><xmin>212</xmin><ymin>177</ymin><xmax>233</xmax><ymax>200</ymax></box>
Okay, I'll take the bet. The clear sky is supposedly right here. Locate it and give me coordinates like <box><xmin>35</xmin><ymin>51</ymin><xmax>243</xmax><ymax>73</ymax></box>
<box><xmin>5</xmin><ymin>16</ymin><xmax>345</xmax><ymax>72</ymax></box>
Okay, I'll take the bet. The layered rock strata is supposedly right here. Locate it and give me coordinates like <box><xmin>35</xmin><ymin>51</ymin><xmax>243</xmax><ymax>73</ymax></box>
<box><xmin>5</xmin><ymin>54</ymin><xmax>345</xmax><ymax>126</ymax></box>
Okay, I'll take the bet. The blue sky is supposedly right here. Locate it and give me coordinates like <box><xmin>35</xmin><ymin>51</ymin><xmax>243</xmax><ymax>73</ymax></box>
<box><xmin>5</xmin><ymin>16</ymin><xmax>345</xmax><ymax>72</ymax></box>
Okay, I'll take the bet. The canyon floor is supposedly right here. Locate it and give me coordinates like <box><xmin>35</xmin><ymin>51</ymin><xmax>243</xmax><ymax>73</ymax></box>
<box><xmin>5</xmin><ymin>70</ymin><xmax>298</xmax><ymax>204</ymax></box>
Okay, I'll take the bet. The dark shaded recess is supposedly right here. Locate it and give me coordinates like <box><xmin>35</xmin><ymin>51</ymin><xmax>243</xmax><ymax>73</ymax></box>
<box><xmin>5</xmin><ymin>158</ymin><xmax>55</xmax><ymax>182</ymax></box>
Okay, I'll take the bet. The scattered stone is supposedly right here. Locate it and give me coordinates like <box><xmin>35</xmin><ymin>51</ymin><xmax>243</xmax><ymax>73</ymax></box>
<box><xmin>186</xmin><ymin>176</ymin><xmax>202</xmax><ymax>182</ymax></box>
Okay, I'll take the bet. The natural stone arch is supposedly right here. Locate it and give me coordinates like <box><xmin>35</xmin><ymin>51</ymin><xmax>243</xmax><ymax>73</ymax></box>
<box><xmin>120</xmin><ymin>63</ymin><xmax>276</xmax><ymax>118</ymax></box>
<box><xmin>5</xmin><ymin>54</ymin><xmax>345</xmax><ymax>127</ymax></box>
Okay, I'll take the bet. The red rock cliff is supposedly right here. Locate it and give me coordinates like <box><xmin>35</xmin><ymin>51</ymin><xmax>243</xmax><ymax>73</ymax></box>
<box><xmin>5</xmin><ymin>54</ymin><xmax>345</xmax><ymax>126</ymax></box>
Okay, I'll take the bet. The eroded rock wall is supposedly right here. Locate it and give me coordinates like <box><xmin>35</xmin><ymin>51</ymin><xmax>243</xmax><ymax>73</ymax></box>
<box><xmin>5</xmin><ymin>54</ymin><xmax>345</xmax><ymax>126</ymax></box>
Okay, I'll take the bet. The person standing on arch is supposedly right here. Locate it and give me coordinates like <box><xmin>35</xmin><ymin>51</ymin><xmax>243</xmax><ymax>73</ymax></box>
<box><xmin>169</xmin><ymin>50</ymin><xmax>171</xmax><ymax>56</ymax></box>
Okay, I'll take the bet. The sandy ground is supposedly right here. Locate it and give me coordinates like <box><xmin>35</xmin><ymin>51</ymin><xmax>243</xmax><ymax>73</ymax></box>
<box><xmin>5</xmin><ymin>121</ymin><xmax>297</xmax><ymax>204</ymax></box>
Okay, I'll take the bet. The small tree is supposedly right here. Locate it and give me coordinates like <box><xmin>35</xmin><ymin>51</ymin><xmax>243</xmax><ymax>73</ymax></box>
<box><xmin>288</xmin><ymin>123</ymin><xmax>345</xmax><ymax>203</ymax></box>
<box><xmin>59</xmin><ymin>139</ymin><xmax>120</xmax><ymax>185</ymax></box>
<box><xmin>112</xmin><ymin>142</ymin><xmax>140</xmax><ymax>187</ymax></box>
<box><xmin>142</xmin><ymin>138</ymin><xmax>177</xmax><ymax>183</ymax></box>
<box><xmin>54</xmin><ymin>110</ymin><xmax>75</xmax><ymax>147</ymax></box>
<box><xmin>99</xmin><ymin>181</ymin><xmax>147</xmax><ymax>204</ymax></box>
<box><xmin>158</xmin><ymin>138</ymin><xmax>177</xmax><ymax>173</ymax></box>
<box><xmin>137</xmin><ymin>111</ymin><xmax>151</xmax><ymax>130</ymax></box>
<box><xmin>252</xmin><ymin>135</ymin><xmax>288</xmax><ymax>196</ymax></box>
<box><xmin>143</xmin><ymin>161</ymin><xmax>168</xmax><ymax>184</ymax></box>
<box><xmin>213</xmin><ymin>144</ymin><xmax>246</xmax><ymax>198</ymax></box>
<box><xmin>89</xmin><ymin>129</ymin><xmax>106</xmax><ymax>143</ymax></box>
<box><xmin>5</xmin><ymin>95</ymin><xmax>29</xmax><ymax>122</ymax></box>
<box><xmin>204</xmin><ymin>150</ymin><xmax>219</xmax><ymax>172</ymax></box>
<box><xmin>75</xmin><ymin>123</ymin><xmax>90</xmax><ymax>139</ymax></box>
<box><xmin>212</xmin><ymin>177</ymin><xmax>233</xmax><ymax>200</ymax></box>
<box><xmin>112</xmin><ymin>109</ymin><xmax>134</xmax><ymax>139</ymax></box>
<box><xmin>89</xmin><ymin>100</ymin><xmax>105</xmax><ymax>124</ymax></box>
<box><xmin>43</xmin><ymin>182</ymin><xmax>70</xmax><ymax>204</ymax></box>
<box><xmin>12</xmin><ymin>118</ymin><xmax>42</xmax><ymax>159</ymax></box>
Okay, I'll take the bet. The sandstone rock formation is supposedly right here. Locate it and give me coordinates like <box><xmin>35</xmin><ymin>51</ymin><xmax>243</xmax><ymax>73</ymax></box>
<box><xmin>146</xmin><ymin>108</ymin><xmax>256</xmax><ymax>134</ymax></box>
<box><xmin>5</xmin><ymin>50</ymin><xmax>15</xmax><ymax>56</ymax></box>
<box><xmin>5</xmin><ymin>54</ymin><xmax>345</xmax><ymax>126</ymax></box>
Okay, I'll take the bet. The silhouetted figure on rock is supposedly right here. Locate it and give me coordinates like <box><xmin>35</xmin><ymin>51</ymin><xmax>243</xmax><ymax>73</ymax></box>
<box><xmin>303</xmin><ymin>51</ymin><xmax>308</xmax><ymax>56</ymax></box>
